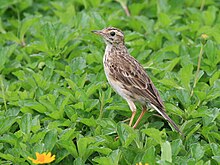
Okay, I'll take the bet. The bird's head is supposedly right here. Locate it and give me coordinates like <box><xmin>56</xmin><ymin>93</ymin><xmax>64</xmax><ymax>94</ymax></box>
<box><xmin>92</xmin><ymin>27</ymin><xmax>124</xmax><ymax>45</ymax></box>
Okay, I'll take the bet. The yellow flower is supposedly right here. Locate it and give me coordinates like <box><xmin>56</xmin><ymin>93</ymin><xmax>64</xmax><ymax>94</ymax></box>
<box><xmin>136</xmin><ymin>162</ymin><xmax>149</xmax><ymax>165</ymax></box>
<box><xmin>201</xmin><ymin>34</ymin><xmax>209</xmax><ymax>45</ymax></box>
<box><xmin>28</xmin><ymin>152</ymin><xmax>55</xmax><ymax>164</ymax></box>
<box><xmin>201</xmin><ymin>34</ymin><xmax>209</xmax><ymax>40</ymax></box>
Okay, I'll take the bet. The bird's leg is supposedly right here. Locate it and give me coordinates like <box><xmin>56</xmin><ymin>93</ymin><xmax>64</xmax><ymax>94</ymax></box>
<box><xmin>115</xmin><ymin>100</ymin><xmax>136</xmax><ymax>141</ymax></box>
<box><xmin>132</xmin><ymin>106</ymin><xmax>147</xmax><ymax>129</ymax></box>
<box><xmin>129</xmin><ymin>111</ymin><xmax>136</xmax><ymax>126</ymax></box>
<box><xmin>127</xmin><ymin>100</ymin><xmax>137</xmax><ymax>127</ymax></box>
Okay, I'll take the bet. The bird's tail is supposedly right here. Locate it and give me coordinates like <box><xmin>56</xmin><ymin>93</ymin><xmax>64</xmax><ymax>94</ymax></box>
<box><xmin>150</xmin><ymin>104</ymin><xmax>183</xmax><ymax>135</ymax></box>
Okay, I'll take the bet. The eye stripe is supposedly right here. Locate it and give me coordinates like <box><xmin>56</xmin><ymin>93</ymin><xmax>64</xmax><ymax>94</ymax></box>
<box><xmin>106</xmin><ymin>27</ymin><xmax>124</xmax><ymax>36</ymax></box>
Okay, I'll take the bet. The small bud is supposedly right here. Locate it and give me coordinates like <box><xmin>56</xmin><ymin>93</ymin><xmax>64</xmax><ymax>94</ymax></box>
<box><xmin>38</xmin><ymin>62</ymin><xmax>45</xmax><ymax>69</ymax></box>
<box><xmin>201</xmin><ymin>34</ymin><xmax>209</xmax><ymax>45</ymax></box>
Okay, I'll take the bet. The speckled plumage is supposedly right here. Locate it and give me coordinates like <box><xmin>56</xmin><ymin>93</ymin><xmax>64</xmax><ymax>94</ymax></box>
<box><xmin>92</xmin><ymin>27</ymin><xmax>181</xmax><ymax>133</ymax></box>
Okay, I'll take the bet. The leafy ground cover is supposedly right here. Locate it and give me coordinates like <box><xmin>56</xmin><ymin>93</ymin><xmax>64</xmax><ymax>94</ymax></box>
<box><xmin>0</xmin><ymin>0</ymin><xmax>220</xmax><ymax>164</ymax></box>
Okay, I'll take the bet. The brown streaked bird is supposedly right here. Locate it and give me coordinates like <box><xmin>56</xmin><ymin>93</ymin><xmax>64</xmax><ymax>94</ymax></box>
<box><xmin>92</xmin><ymin>27</ymin><xmax>182</xmax><ymax>134</ymax></box>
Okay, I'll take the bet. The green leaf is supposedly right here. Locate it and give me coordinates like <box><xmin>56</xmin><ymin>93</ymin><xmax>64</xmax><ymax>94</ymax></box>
<box><xmin>209</xmin><ymin>70</ymin><xmax>220</xmax><ymax>86</ymax></box>
<box><xmin>19</xmin><ymin>100</ymin><xmax>47</xmax><ymax>113</ymax></box>
<box><xmin>70</xmin><ymin>57</ymin><xmax>87</xmax><ymax>74</ymax></box>
<box><xmin>121</xmin><ymin>147</ymin><xmax>137</xmax><ymax>164</ymax></box>
<box><xmin>212</xmin><ymin>156</ymin><xmax>220</xmax><ymax>163</ymax></box>
<box><xmin>0</xmin><ymin>116</ymin><xmax>17</xmax><ymax>135</ymax></box>
<box><xmin>20</xmin><ymin>113</ymin><xmax>32</xmax><ymax>134</ymax></box>
<box><xmin>0</xmin><ymin>133</ymin><xmax>18</xmax><ymax>146</ymax></box>
<box><xmin>73</xmin><ymin>157</ymin><xmax>84</xmax><ymax>165</ymax></box>
<box><xmin>160</xmin><ymin>78</ymin><xmax>183</xmax><ymax>89</ymax></box>
<box><xmin>202</xmin><ymin>6</ymin><xmax>218</xmax><ymax>26</ymax></box>
<box><xmin>93</xmin><ymin>149</ymin><xmax>121</xmax><ymax>165</ymax></box>
<box><xmin>142</xmin><ymin>128</ymin><xmax>162</xmax><ymax>144</ymax></box>
<box><xmin>80</xmin><ymin>117</ymin><xmax>97</xmax><ymax>127</ymax></box>
<box><xmin>93</xmin><ymin>157</ymin><xmax>114</xmax><ymax>165</ymax></box>
<box><xmin>161</xmin><ymin>141</ymin><xmax>172</xmax><ymax>163</ymax></box>
<box><xmin>179</xmin><ymin>63</ymin><xmax>193</xmax><ymax>91</ymax></box>
<box><xmin>117</xmin><ymin>123</ymin><xmax>137</xmax><ymax>147</ymax></box>
<box><xmin>19</xmin><ymin>16</ymin><xmax>40</xmax><ymax>44</ymax></box>
<box><xmin>57</xmin><ymin>140</ymin><xmax>78</xmax><ymax>158</ymax></box>
<box><xmin>210</xmin><ymin>143</ymin><xmax>220</xmax><ymax>156</ymax></box>
<box><xmin>89</xmin><ymin>146</ymin><xmax>112</xmax><ymax>155</ymax></box>
<box><xmin>142</xmin><ymin>146</ymin><xmax>156</xmax><ymax>164</ymax></box>
<box><xmin>191</xmin><ymin>143</ymin><xmax>205</xmax><ymax>161</ymax></box>
<box><xmin>77</xmin><ymin>137</ymin><xmax>96</xmax><ymax>160</ymax></box>
<box><xmin>97</xmin><ymin>118</ymin><xmax>117</xmax><ymax>135</ymax></box>
<box><xmin>30</xmin><ymin>131</ymin><xmax>47</xmax><ymax>144</ymax></box>
<box><xmin>0</xmin><ymin>45</ymin><xmax>17</xmax><ymax>72</ymax></box>
<box><xmin>31</xmin><ymin>115</ymin><xmax>41</xmax><ymax>133</ymax></box>
<box><xmin>158</xmin><ymin>13</ymin><xmax>171</xmax><ymax>27</ymax></box>
<box><xmin>171</xmin><ymin>139</ymin><xmax>183</xmax><ymax>156</ymax></box>
<box><xmin>43</xmin><ymin>129</ymin><xmax>58</xmax><ymax>151</ymax></box>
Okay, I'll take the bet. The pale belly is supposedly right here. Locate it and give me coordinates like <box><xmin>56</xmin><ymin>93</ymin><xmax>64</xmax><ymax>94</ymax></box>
<box><xmin>103</xmin><ymin>65</ymin><xmax>134</xmax><ymax>102</ymax></box>
<box><xmin>103</xmin><ymin>45</ymin><xmax>140</xmax><ymax>102</ymax></box>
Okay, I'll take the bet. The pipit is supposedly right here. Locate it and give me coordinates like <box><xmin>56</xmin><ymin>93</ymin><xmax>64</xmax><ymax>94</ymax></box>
<box><xmin>92</xmin><ymin>27</ymin><xmax>182</xmax><ymax>134</ymax></box>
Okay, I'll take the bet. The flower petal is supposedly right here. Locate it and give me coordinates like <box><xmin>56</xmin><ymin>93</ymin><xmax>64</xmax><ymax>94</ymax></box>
<box><xmin>28</xmin><ymin>152</ymin><xmax>55</xmax><ymax>164</ymax></box>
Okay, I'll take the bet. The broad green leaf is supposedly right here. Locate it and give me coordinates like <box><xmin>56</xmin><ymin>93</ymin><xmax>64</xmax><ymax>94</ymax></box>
<box><xmin>142</xmin><ymin>146</ymin><xmax>156</xmax><ymax>164</ymax></box>
<box><xmin>0</xmin><ymin>116</ymin><xmax>17</xmax><ymax>135</ymax></box>
<box><xmin>117</xmin><ymin>123</ymin><xmax>137</xmax><ymax>147</ymax></box>
<box><xmin>30</xmin><ymin>131</ymin><xmax>47</xmax><ymax>144</ymax></box>
<box><xmin>161</xmin><ymin>141</ymin><xmax>172</xmax><ymax>163</ymax></box>
<box><xmin>59</xmin><ymin>128</ymin><xmax>76</xmax><ymax>141</ymax></box>
<box><xmin>121</xmin><ymin>147</ymin><xmax>137</xmax><ymax>164</ymax></box>
<box><xmin>20</xmin><ymin>113</ymin><xmax>32</xmax><ymax>134</ymax></box>
<box><xmin>43</xmin><ymin>129</ymin><xmax>58</xmax><ymax>151</ymax></box>
<box><xmin>191</xmin><ymin>143</ymin><xmax>205</xmax><ymax>161</ymax></box>
<box><xmin>19</xmin><ymin>100</ymin><xmax>47</xmax><ymax>113</ymax></box>
<box><xmin>142</xmin><ymin>128</ymin><xmax>162</xmax><ymax>144</ymax></box>
<box><xmin>165</xmin><ymin>103</ymin><xmax>184</xmax><ymax>116</ymax></box>
<box><xmin>179</xmin><ymin>64</ymin><xmax>193</xmax><ymax>91</ymax></box>
<box><xmin>93</xmin><ymin>149</ymin><xmax>121</xmax><ymax>165</ymax></box>
<box><xmin>209</xmin><ymin>70</ymin><xmax>220</xmax><ymax>86</ymax></box>
<box><xmin>85</xmin><ymin>99</ymin><xmax>99</xmax><ymax>112</ymax></box>
<box><xmin>158</xmin><ymin>13</ymin><xmax>171</xmax><ymax>27</ymax></box>
<box><xmin>202</xmin><ymin>6</ymin><xmax>218</xmax><ymax>26</ymax></box>
<box><xmin>210</xmin><ymin>143</ymin><xmax>220</xmax><ymax>156</ymax></box>
<box><xmin>80</xmin><ymin>117</ymin><xmax>97</xmax><ymax>127</ymax></box>
<box><xmin>160</xmin><ymin>78</ymin><xmax>183</xmax><ymax>89</ymax></box>
<box><xmin>77</xmin><ymin>137</ymin><xmax>96</xmax><ymax>160</ymax></box>
<box><xmin>93</xmin><ymin>157</ymin><xmax>114</xmax><ymax>165</ymax></box>
<box><xmin>109</xmin><ymin>149</ymin><xmax>121</xmax><ymax>165</ymax></box>
<box><xmin>97</xmin><ymin>118</ymin><xmax>117</xmax><ymax>135</ymax></box>
<box><xmin>70</xmin><ymin>57</ymin><xmax>87</xmax><ymax>75</ymax></box>
<box><xmin>89</xmin><ymin>146</ymin><xmax>112</xmax><ymax>155</ymax></box>
<box><xmin>57</xmin><ymin>140</ymin><xmax>78</xmax><ymax>158</ymax></box>
<box><xmin>171</xmin><ymin>139</ymin><xmax>183</xmax><ymax>156</ymax></box>
<box><xmin>212</xmin><ymin>156</ymin><xmax>220</xmax><ymax>163</ymax></box>
<box><xmin>19</xmin><ymin>16</ymin><xmax>40</xmax><ymax>44</ymax></box>
<box><xmin>0</xmin><ymin>133</ymin><xmax>18</xmax><ymax>145</ymax></box>
<box><xmin>0</xmin><ymin>45</ymin><xmax>17</xmax><ymax>72</ymax></box>
<box><xmin>73</xmin><ymin>157</ymin><xmax>84</xmax><ymax>165</ymax></box>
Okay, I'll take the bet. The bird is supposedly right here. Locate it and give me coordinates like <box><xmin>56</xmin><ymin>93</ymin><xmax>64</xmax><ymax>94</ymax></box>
<box><xmin>92</xmin><ymin>27</ymin><xmax>182</xmax><ymax>134</ymax></box>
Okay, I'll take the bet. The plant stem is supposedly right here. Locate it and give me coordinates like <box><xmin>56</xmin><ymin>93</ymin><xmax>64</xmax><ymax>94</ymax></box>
<box><xmin>200</xmin><ymin>0</ymin><xmax>206</xmax><ymax>11</ymax></box>
<box><xmin>122</xmin><ymin>4</ymin><xmax>130</xmax><ymax>16</ymax></box>
<box><xmin>98</xmin><ymin>90</ymin><xmax>105</xmax><ymax>119</ymax></box>
<box><xmin>190</xmin><ymin>43</ymin><xmax>204</xmax><ymax>96</ymax></box>
<box><xmin>0</xmin><ymin>75</ymin><xmax>7</xmax><ymax>111</ymax></box>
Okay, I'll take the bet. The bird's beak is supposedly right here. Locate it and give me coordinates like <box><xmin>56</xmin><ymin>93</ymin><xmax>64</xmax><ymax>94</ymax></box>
<box><xmin>92</xmin><ymin>30</ymin><xmax>103</xmax><ymax>35</ymax></box>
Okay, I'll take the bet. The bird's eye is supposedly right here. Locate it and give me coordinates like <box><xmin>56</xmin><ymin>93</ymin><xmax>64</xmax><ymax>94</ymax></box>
<box><xmin>110</xmin><ymin>31</ymin><xmax>115</xmax><ymax>36</ymax></box>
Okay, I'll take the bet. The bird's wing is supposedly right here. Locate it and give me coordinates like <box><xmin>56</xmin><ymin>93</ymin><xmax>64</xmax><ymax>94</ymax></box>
<box><xmin>108</xmin><ymin>54</ymin><xmax>165</xmax><ymax>110</ymax></box>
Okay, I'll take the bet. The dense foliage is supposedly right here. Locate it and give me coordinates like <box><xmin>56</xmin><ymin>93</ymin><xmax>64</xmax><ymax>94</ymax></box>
<box><xmin>0</xmin><ymin>0</ymin><xmax>220</xmax><ymax>164</ymax></box>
